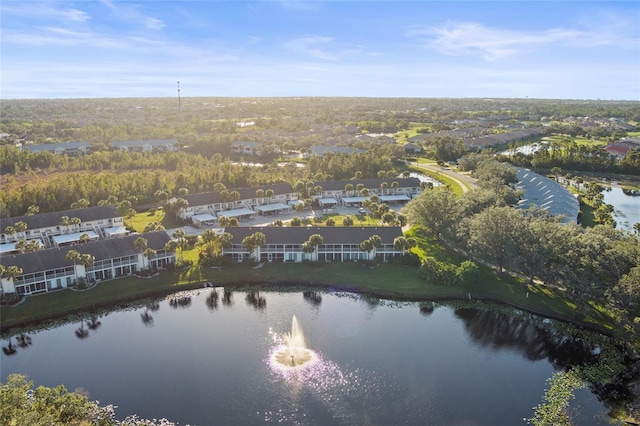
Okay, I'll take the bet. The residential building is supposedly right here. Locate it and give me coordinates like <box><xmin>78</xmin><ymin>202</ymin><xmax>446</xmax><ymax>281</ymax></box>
<box><xmin>22</xmin><ymin>141</ymin><xmax>91</xmax><ymax>155</ymax></box>
<box><xmin>306</xmin><ymin>145</ymin><xmax>365</xmax><ymax>158</ymax></box>
<box><xmin>222</xmin><ymin>226</ymin><xmax>404</xmax><ymax>263</ymax></box>
<box><xmin>516</xmin><ymin>168</ymin><xmax>580</xmax><ymax>224</ymax></box>
<box><xmin>230</xmin><ymin>141</ymin><xmax>263</xmax><ymax>156</ymax></box>
<box><xmin>313</xmin><ymin>178</ymin><xmax>422</xmax><ymax>207</ymax></box>
<box><xmin>176</xmin><ymin>183</ymin><xmax>298</xmax><ymax>222</ymax></box>
<box><xmin>112</xmin><ymin>139</ymin><xmax>178</xmax><ymax>153</ymax></box>
<box><xmin>0</xmin><ymin>232</ymin><xmax>174</xmax><ymax>296</ymax></box>
<box><xmin>0</xmin><ymin>206</ymin><xmax>124</xmax><ymax>247</ymax></box>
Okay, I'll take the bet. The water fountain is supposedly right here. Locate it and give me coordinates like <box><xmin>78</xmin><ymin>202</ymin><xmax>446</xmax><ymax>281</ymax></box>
<box><xmin>271</xmin><ymin>315</ymin><xmax>318</xmax><ymax>369</ymax></box>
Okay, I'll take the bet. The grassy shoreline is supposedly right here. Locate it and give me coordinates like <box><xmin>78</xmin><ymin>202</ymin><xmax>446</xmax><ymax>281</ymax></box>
<box><xmin>0</xmin><ymin>260</ymin><xmax>616</xmax><ymax>337</ymax></box>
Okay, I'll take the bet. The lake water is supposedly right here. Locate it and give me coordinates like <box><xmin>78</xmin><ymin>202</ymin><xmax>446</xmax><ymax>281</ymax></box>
<box><xmin>2</xmin><ymin>290</ymin><xmax>615</xmax><ymax>425</ymax></box>
<box><xmin>603</xmin><ymin>186</ymin><xmax>640</xmax><ymax>232</ymax></box>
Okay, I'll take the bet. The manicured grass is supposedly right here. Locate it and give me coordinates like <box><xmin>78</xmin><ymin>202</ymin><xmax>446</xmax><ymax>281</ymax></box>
<box><xmin>126</xmin><ymin>209</ymin><xmax>165</xmax><ymax>233</ymax></box>
<box><xmin>411</xmin><ymin>164</ymin><xmax>469</xmax><ymax>195</ymax></box>
<box><xmin>2</xmin><ymin>258</ymin><xmax>613</xmax><ymax>333</ymax></box>
<box><xmin>1</xmin><ymin>225</ymin><xmax>616</xmax><ymax>334</ymax></box>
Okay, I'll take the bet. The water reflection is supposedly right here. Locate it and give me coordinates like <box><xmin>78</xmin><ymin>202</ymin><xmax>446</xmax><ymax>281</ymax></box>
<box><xmin>245</xmin><ymin>291</ymin><xmax>266</xmax><ymax>310</ymax></box>
<box><xmin>168</xmin><ymin>293</ymin><xmax>192</xmax><ymax>309</ymax></box>
<box><xmin>454</xmin><ymin>308</ymin><xmax>597</xmax><ymax>366</ymax></box>
<box><xmin>140</xmin><ymin>310</ymin><xmax>154</xmax><ymax>326</ymax></box>
<box><xmin>2</xmin><ymin>338</ymin><xmax>17</xmax><ymax>356</ymax></box>
<box><xmin>205</xmin><ymin>289</ymin><xmax>219</xmax><ymax>311</ymax></box>
<box><xmin>221</xmin><ymin>288</ymin><xmax>233</xmax><ymax>306</ymax></box>
<box><xmin>302</xmin><ymin>291</ymin><xmax>322</xmax><ymax>306</ymax></box>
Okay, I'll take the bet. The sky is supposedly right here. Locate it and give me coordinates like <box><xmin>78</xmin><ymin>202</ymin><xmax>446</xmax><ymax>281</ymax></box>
<box><xmin>1</xmin><ymin>1</ymin><xmax>639</xmax><ymax>100</ymax></box>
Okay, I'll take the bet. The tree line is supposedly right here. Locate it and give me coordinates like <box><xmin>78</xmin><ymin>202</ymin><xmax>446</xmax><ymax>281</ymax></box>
<box><xmin>402</xmin><ymin>155</ymin><xmax>640</xmax><ymax>345</ymax></box>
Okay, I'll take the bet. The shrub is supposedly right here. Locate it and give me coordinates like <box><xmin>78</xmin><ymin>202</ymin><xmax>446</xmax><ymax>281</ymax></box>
<box><xmin>456</xmin><ymin>260</ymin><xmax>480</xmax><ymax>285</ymax></box>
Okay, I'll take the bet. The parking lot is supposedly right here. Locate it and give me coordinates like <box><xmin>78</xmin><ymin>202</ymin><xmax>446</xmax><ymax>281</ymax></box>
<box><xmin>165</xmin><ymin>202</ymin><xmax>405</xmax><ymax>238</ymax></box>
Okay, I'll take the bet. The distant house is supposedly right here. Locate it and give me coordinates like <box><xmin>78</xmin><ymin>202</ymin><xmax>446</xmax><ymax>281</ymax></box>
<box><xmin>604</xmin><ymin>138</ymin><xmax>640</xmax><ymax>161</ymax></box>
<box><xmin>0</xmin><ymin>232</ymin><xmax>174</xmax><ymax>296</ymax></box>
<box><xmin>222</xmin><ymin>226</ymin><xmax>404</xmax><ymax>263</ymax></box>
<box><xmin>23</xmin><ymin>141</ymin><xmax>91</xmax><ymax>155</ymax></box>
<box><xmin>230</xmin><ymin>141</ymin><xmax>263</xmax><ymax>156</ymax></box>
<box><xmin>306</xmin><ymin>145</ymin><xmax>365</xmax><ymax>158</ymax></box>
<box><xmin>112</xmin><ymin>139</ymin><xmax>178</xmax><ymax>153</ymax></box>
<box><xmin>403</xmin><ymin>143</ymin><xmax>422</xmax><ymax>154</ymax></box>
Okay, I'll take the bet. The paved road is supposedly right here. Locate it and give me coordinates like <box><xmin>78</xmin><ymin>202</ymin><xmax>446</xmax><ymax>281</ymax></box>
<box><xmin>411</xmin><ymin>162</ymin><xmax>478</xmax><ymax>193</ymax></box>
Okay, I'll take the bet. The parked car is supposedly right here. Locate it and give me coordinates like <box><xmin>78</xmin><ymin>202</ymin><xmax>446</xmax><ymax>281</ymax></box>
<box><xmin>358</xmin><ymin>207</ymin><xmax>367</xmax><ymax>214</ymax></box>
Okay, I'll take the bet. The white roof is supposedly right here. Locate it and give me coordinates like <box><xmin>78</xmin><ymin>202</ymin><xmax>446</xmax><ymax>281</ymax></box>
<box><xmin>379</xmin><ymin>195</ymin><xmax>411</xmax><ymax>202</ymax></box>
<box><xmin>318</xmin><ymin>197</ymin><xmax>338</xmax><ymax>204</ymax></box>
<box><xmin>254</xmin><ymin>203</ymin><xmax>290</xmax><ymax>213</ymax></box>
<box><xmin>0</xmin><ymin>239</ymin><xmax>43</xmax><ymax>254</ymax></box>
<box><xmin>343</xmin><ymin>197</ymin><xmax>368</xmax><ymax>203</ymax></box>
<box><xmin>104</xmin><ymin>226</ymin><xmax>128</xmax><ymax>237</ymax></box>
<box><xmin>192</xmin><ymin>213</ymin><xmax>216</xmax><ymax>221</ymax></box>
<box><xmin>516</xmin><ymin>168</ymin><xmax>579</xmax><ymax>223</ymax></box>
<box><xmin>52</xmin><ymin>230</ymin><xmax>99</xmax><ymax>245</ymax></box>
<box><xmin>217</xmin><ymin>207</ymin><xmax>255</xmax><ymax>218</ymax></box>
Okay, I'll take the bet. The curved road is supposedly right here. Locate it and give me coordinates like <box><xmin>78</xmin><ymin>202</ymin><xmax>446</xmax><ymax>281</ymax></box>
<box><xmin>411</xmin><ymin>162</ymin><xmax>478</xmax><ymax>193</ymax></box>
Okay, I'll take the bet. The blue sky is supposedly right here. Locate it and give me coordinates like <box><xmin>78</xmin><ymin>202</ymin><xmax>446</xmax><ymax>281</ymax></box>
<box><xmin>2</xmin><ymin>1</ymin><xmax>639</xmax><ymax>100</ymax></box>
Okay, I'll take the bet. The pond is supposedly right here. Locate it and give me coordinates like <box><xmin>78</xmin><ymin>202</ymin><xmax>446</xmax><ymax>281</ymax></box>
<box><xmin>602</xmin><ymin>185</ymin><xmax>640</xmax><ymax>232</ymax></box>
<box><xmin>1</xmin><ymin>290</ymin><xmax>619</xmax><ymax>425</ymax></box>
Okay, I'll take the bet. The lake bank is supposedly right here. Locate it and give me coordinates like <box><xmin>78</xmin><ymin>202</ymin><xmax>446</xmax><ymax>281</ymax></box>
<box><xmin>0</xmin><ymin>262</ymin><xmax>616</xmax><ymax>338</ymax></box>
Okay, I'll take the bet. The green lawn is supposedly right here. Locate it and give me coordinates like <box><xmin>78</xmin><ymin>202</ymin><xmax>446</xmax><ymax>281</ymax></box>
<box><xmin>2</xmin><ymin>226</ymin><xmax>616</xmax><ymax>335</ymax></box>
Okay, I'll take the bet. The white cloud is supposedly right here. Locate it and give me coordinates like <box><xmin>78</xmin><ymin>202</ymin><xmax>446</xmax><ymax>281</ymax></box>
<box><xmin>407</xmin><ymin>21</ymin><xmax>640</xmax><ymax>61</ymax></box>
<box><xmin>0</xmin><ymin>2</ymin><xmax>90</xmax><ymax>22</ymax></box>
<box><xmin>99</xmin><ymin>0</ymin><xmax>165</xmax><ymax>30</ymax></box>
<box><xmin>285</xmin><ymin>36</ymin><xmax>339</xmax><ymax>60</ymax></box>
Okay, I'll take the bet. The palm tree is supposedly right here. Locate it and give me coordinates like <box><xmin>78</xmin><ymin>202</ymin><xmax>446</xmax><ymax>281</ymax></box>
<box><xmin>255</xmin><ymin>189</ymin><xmax>264</xmax><ymax>205</ymax></box>
<box><xmin>70</xmin><ymin>217</ymin><xmax>82</xmax><ymax>231</ymax></box>
<box><xmin>26</xmin><ymin>239</ymin><xmax>41</xmax><ymax>252</ymax></box>
<box><xmin>265</xmin><ymin>189</ymin><xmax>275</xmax><ymax>204</ymax></box>
<box><xmin>4</xmin><ymin>226</ymin><xmax>16</xmax><ymax>242</ymax></box>
<box><xmin>71</xmin><ymin>198</ymin><xmax>90</xmax><ymax>209</ymax></box>
<box><xmin>242</xmin><ymin>232</ymin><xmax>266</xmax><ymax>261</ymax></box>
<box><xmin>14</xmin><ymin>221</ymin><xmax>27</xmax><ymax>240</ymax></box>
<box><xmin>5</xmin><ymin>265</ymin><xmax>23</xmax><ymax>284</ymax></box>
<box><xmin>164</xmin><ymin>240</ymin><xmax>178</xmax><ymax>260</ymax></box>
<box><xmin>344</xmin><ymin>183</ymin><xmax>354</xmax><ymax>197</ymax></box>
<box><xmin>343</xmin><ymin>216</ymin><xmax>354</xmax><ymax>226</ymax></box>
<box><xmin>359</xmin><ymin>238</ymin><xmax>374</xmax><ymax>258</ymax></box>
<box><xmin>78</xmin><ymin>233</ymin><xmax>91</xmax><ymax>244</ymax></box>
<box><xmin>25</xmin><ymin>204</ymin><xmax>39</xmax><ymax>216</ymax></box>
<box><xmin>171</xmin><ymin>230</ymin><xmax>188</xmax><ymax>262</ymax></box>
<box><xmin>302</xmin><ymin>234</ymin><xmax>323</xmax><ymax>261</ymax></box>
<box><xmin>60</xmin><ymin>216</ymin><xmax>71</xmax><ymax>233</ymax></box>
<box><xmin>218</xmin><ymin>215</ymin><xmax>230</xmax><ymax>228</ymax></box>
<box><xmin>134</xmin><ymin>237</ymin><xmax>149</xmax><ymax>265</ymax></box>
<box><xmin>143</xmin><ymin>248</ymin><xmax>156</xmax><ymax>270</ymax></box>
<box><xmin>15</xmin><ymin>239</ymin><xmax>28</xmax><ymax>253</ymax></box>
<box><xmin>66</xmin><ymin>250</ymin><xmax>82</xmax><ymax>277</ymax></box>
<box><xmin>380</xmin><ymin>182</ymin><xmax>388</xmax><ymax>196</ymax></box>
<box><xmin>633</xmin><ymin>222</ymin><xmax>640</xmax><ymax>236</ymax></box>
<box><xmin>143</xmin><ymin>221</ymin><xmax>166</xmax><ymax>232</ymax></box>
